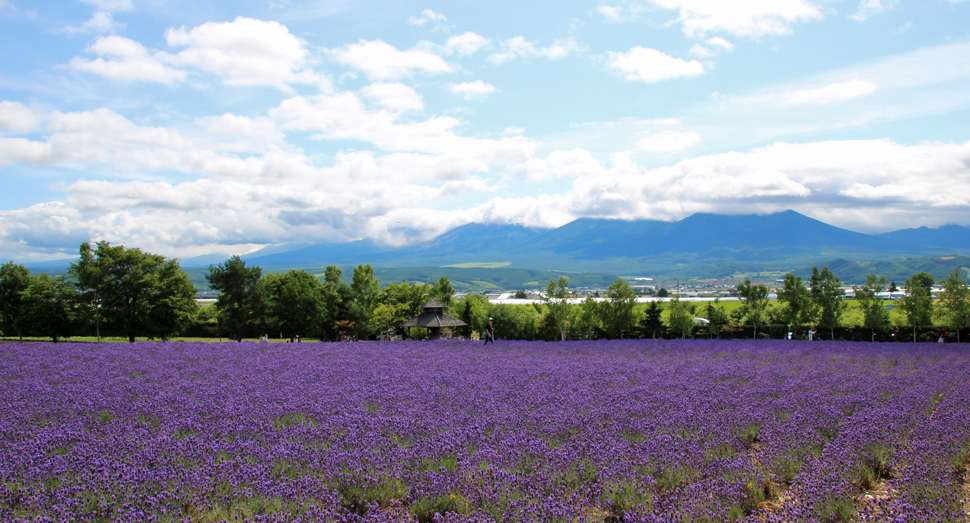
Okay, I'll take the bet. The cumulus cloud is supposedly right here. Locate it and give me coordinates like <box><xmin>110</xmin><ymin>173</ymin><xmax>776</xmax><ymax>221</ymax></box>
<box><xmin>0</xmin><ymin>101</ymin><xmax>41</xmax><ymax>133</ymax></box>
<box><xmin>595</xmin><ymin>0</ymin><xmax>826</xmax><ymax>38</ymax></box>
<box><xmin>636</xmin><ymin>130</ymin><xmax>701</xmax><ymax>152</ymax></box>
<box><xmin>61</xmin><ymin>0</ymin><xmax>132</xmax><ymax>35</ymax></box>
<box><xmin>330</xmin><ymin>39</ymin><xmax>453</xmax><ymax>80</ymax></box>
<box><xmin>690</xmin><ymin>36</ymin><xmax>735</xmax><ymax>57</ymax></box>
<box><xmin>487</xmin><ymin>36</ymin><xmax>583</xmax><ymax>65</ymax></box>
<box><xmin>607</xmin><ymin>46</ymin><xmax>703</xmax><ymax>83</ymax></box>
<box><xmin>787</xmin><ymin>79</ymin><xmax>877</xmax><ymax>104</ymax></box>
<box><xmin>445</xmin><ymin>32</ymin><xmax>490</xmax><ymax>56</ymax></box>
<box><xmin>360</xmin><ymin>82</ymin><xmax>424</xmax><ymax>112</ymax></box>
<box><xmin>451</xmin><ymin>80</ymin><xmax>497</xmax><ymax>101</ymax></box>
<box><xmin>407</xmin><ymin>9</ymin><xmax>449</xmax><ymax>31</ymax></box>
<box><xmin>165</xmin><ymin>17</ymin><xmax>318</xmax><ymax>91</ymax></box>
<box><xmin>69</xmin><ymin>36</ymin><xmax>186</xmax><ymax>84</ymax></box>
<box><xmin>852</xmin><ymin>0</ymin><xmax>898</xmax><ymax>21</ymax></box>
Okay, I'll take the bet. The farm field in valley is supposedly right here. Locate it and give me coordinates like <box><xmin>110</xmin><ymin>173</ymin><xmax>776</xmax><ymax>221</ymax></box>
<box><xmin>1</xmin><ymin>340</ymin><xmax>968</xmax><ymax>522</ymax></box>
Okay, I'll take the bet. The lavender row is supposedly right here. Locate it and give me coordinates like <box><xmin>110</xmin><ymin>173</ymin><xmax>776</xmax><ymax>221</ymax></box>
<box><xmin>1</xmin><ymin>339</ymin><xmax>968</xmax><ymax>522</ymax></box>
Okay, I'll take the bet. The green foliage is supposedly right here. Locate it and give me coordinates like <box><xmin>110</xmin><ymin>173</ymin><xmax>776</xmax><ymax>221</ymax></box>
<box><xmin>639</xmin><ymin>301</ymin><xmax>664</xmax><ymax>339</ymax></box>
<box><xmin>410</xmin><ymin>492</ymin><xmax>471</xmax><ymax>522</ymax></box>
<box><xmin>485</xmin><ymin>303</ymin><xmax>540</xmax><ymax>340</ymax></box>
<box><xmin>737</xmin><ymin>278</ymin><xmax>770</xmax><ymax>338</ymax></box>
<box><xmin>543</xmin><ymin>276</ymin><xmax>571</xmax><ymax>341</ymax></box>
<box><xmin>901</xmin><ymin>271</ymin><xmax>935</xmax><ymax>342</ymax></box>
<box><xmin>429</xmin><ymin>276</ymin><xmax>454</xmax><ymax>309</ymax></box>
<box><xmin>205</xmin><ymin>255</ymin><xmax>264</xmax><ymax>341</ymax></box>
<box><xmin>667</xmin><ymin>297</ymin><xmax>695</xmax><ymax>339</ymax></box>
<box><xmin>777</xmin><ymin>273</ymin><xmax>810</xmax><ymax>336</ymax></box>
<box><xmin>21</xmin><ymin>274</ymin><xmax>79</xmax><ymax>342</ymax></box>
<box><xmin>0</xmin><ymin>261</ymin><xmax>30</xmax><ymax>339</ymax></box>
<box><xmin>855</xmin><ymin>274</ymin><xmax>892</xmax><ymax>342</ymax></box>
<box><xmin>601</xmin><ymin>279</ymin><xmax>639</xmax><ymax>339</ymax></box>
<box><xmin>810</xmin><ymin>266</ymin><xmax>846</xmax><ymax>340</ymax></box>
<box><xmin>85</xmin><ymin>242</ymin><xmax>197</xmax><ymax>342</ymax></box>
<box><xmin>937</xmin><ymin>268</ymin><xmax>969</xmax><ymax>342</ymax></box>
<box><xmin>703</xmin><ymin>298</ymin><xmax>729</xmax><ymax>338</ymax></box>
<box><xmin>263</xmin><ymin>270</ymin><xmax>329</xmax><ymax>339</ymax></box>
<box><xmin>573</xmin><ymin>296</ymin><xmax>603</xmax><ymax>339</ymax></box>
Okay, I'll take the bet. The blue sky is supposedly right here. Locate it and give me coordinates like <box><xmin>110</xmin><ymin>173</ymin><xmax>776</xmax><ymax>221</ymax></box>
<box><xmin>1</xmin><ymin>0</ymin><xmax>968</xmax><ymax>262</ymax></box>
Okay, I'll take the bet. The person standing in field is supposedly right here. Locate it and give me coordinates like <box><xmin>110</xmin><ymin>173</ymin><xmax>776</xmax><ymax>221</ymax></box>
<box><xmin>808</xmin><ymin>326</ymin><xmax>817</xmax><ymax>341</ymax></box>
<box><xmin>484</xmin><ymin>318</ymin><xmax>495</xmax><ymax>345</ymax></box>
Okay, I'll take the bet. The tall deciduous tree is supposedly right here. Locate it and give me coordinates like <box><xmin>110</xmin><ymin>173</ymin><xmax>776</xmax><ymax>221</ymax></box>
<box><xmin>21</xmin><ymin>274</ymin><xmax>79</xmax><ymax>343</ymax></box>
<box><xmin>543</xmin><ymin>276</ymin><xmax>571</xmax><ymax>341</ymax></box>
<box><xmin>350</xmin><ymin>264</ymin><xmax>380</xmax><ymax>338</ymax></box>
<box><xmin>936</xmin><ymin>268</ymin><xmax>968</xmax><ymax>342</ymax></box>
<box><xmin>667</xmin><ymin>296</ymin><xmax>695</xmax><ymax>339</ymax></box>
<box><xmin>0</xmin><ymin>261</ymin><xmax>30</xmax><ymax>340</ymax></box>
<box><xmin>810</xmin><ymin>266</ymin><xmax>845</xmax><ymax>340</ymax></box>
<box><xmin>574</xmin><ymin>296</ymin><xmax>602</xmax><ymax>340</ymax></box>
<box><xmin>264</xmin><ymin>270</ymin><xmax>327</xmax><ymax>339</ymax></box>
<box><xmin>704</xmin><ymin>298</ymin><xmax>729</xmax><ymax>339</ymax></box>
<box><xmin>855</xmin><ymin>274</ymin><xmax>891</xmax><ymax>342</ymax></box>
<box><xmin>737</xmin><ymin>278</ymin><xmax>770</xmax><ymax>339</ymax></box>
<box><xmin>901</xmin><ymin>272</ymin><xmax>935</xmax><ymax>342</ymax></box>
<box><xmin>69</xmin><ymin>243</ymin><xmax>108</xmax><ymax>342</ymax></box>
<box><xmin>776</xmin><ymin>273</ymin><xmax>810</xmax><ymax>337</ymax></box>
<box><xmin>94</xmin><ymin>242</ymin><xmax>196</xmax><ymax>342</ymax></box>
<box><xmin>601</xmin><ymin>279</ymin><xmax>638</xmax><ymax>339</ymax></box>
<box><xmin>206</xmin><ymin>255</ymin><xmax>264</xmax><ymax>341</ymax></box>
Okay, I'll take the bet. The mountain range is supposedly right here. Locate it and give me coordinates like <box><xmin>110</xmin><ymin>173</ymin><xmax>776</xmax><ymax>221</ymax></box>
<box><xmin>213</xmin><ymin>210</ymin><xmax>969</xmax><ymax>274</ymax></box>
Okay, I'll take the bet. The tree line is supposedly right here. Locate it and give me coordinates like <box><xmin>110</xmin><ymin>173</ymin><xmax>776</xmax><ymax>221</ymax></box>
<box><xmin>1</xmin><ymin>243</ymin><xmax>968</xmax><ymax>343</ymax></box>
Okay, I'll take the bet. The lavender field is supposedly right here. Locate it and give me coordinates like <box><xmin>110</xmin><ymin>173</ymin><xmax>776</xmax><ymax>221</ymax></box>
<box><xmin>1</xmin><ymin>340</ymin><xmax>969</xmax><ymax>523</ymax></box>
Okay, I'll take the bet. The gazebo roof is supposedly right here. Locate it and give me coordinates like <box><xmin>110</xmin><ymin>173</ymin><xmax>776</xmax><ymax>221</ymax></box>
<box><xmin>401</xmin><ymin>300</ymin><xmax>467</xmax><ymax>328</ymax></box>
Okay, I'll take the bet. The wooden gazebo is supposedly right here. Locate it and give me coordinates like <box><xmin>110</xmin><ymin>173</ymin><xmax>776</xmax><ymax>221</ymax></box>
<box><xmin>401</xmin><ymin>299</ymin><xmax>467</xmax><ymax>339</ymax></box>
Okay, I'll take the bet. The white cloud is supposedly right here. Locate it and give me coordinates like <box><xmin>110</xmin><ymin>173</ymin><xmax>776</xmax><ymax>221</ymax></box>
<box><xmin>60</xmin><ymin>0</ymin><xmax>132</xmax><ymax>35</ymax></box>
<box><xmin>0</xmin><ymin>101</ymin><xmax>41</xmax><ymax>133</ymax></box>
<box><xmin>607</xmin><ymin>46</ymin><xmax>703</xmax><ymax>83</ymax></box>
<box><xmin>487</xmin><ymin>36</ymin><xmax>583</xmax><ymax>65</ymax></box>
<box><xmin>69</xmin><ymin>36</ymin><xmax>186</xmax><ymax>84</ymax></box>
<box><xmin>636</xmin><ymin>130</ymin><xmax>701</xmax><ymax>152</ymax></box>
<box><xmin>166</xmin><ymin>17</ymin><xmax>319</xmax><ymax>91</ymax></box>
<box><xmin>787</xmin><ymin>79</ymin><xmax>877</xmax><ymax>104</ymax></box>
<box><xmin>689</xmin><ymin>36</ymin><xmax>735</xmax><ymax>57</ymax></box>
<box><xmin>445</xmin><ymin>32</ymin><xmax>490</xmax><ymax>56</ymax></box>
<box><xmin>852</xmin><ymin>0</ymin><xmax>898</xmax><ymax>21</ymax></box>
<box><xmin>330</xmin><ymin>39</ymin><xmax>453</xmax><ymax>80</ymax></box>
<box><xmin>360</xmin><ymin>82</ymin><xmax>424</xmax><ymax>112</ymax></box>
<box><xmin>80</xmin><ymin>0</ymin><xmax>132</xmax><ymax>11</ymax></box>
<box><xmin>407</xmin><ymin>9</ymin><xmax>449</xmax><ymax>31</ymax></box>
<box><xmin>600</xmin><ymin>0</ymin><xmax>826</xmax><ymax>38</ymax></box>
<box><xmin>451</xmin><ymin>80</ymin><xmax>497</xmax><ymax>101</ymax></box>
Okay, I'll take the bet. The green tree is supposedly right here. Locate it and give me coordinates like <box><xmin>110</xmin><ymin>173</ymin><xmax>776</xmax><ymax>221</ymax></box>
<box><xmin>936</xmin><ymin>268</ymin><xmax>968</xmax><ymax>342</ymax></box>
<box><xmin>264</xmin><ymin>270</ymin><xmax>327</xmax><ymax>339</ymax></box>
<box><xmin>810</xmin><ymin>266</ymin><xmax>845</xmax><ymax>340</ymax></box>
<box><xmin>69</xmin><ymin>243</ymin><xmax>108</xmax><ymax>342</ymax></box>
<box><xmin>639</xmin><ymin>301</ymin><xmax>665</xmax><ymax>339</ymax></box>
<box><xmin>737</xmin><ymin>278</ymin><xmax>770</xmax><ymax>339</ymax></box>
<box><xmin>21</xmin><ymin>274</ymin><xmax>79</xmax><ymax>342</ymax></box>
<box><xmin>574</xmin><ymin>296</ymin><xmax>603</xmax><ymax>339</ymax></box>
<box><xmin>349</xmin><ymin>264</ymin><xmax>380</xmax><ymax>338</ymax></box>
<box><xmin>776</xmin><ymin>273</ymin><xmax>810</xmax><ymax>337</ymax></box>
<box><xmin>0</xmin><ymin>261</ymin><xmax>30</xmax><ymax>340</ymax></box>
<box><xmin>656</xmin><ymin>287</ymin><xmax>669</xmax><ymax>298</ymax></box>
<box><xmin>205</xmin><ymin>255</ymin><xmax>264</xmax><ymax>342</ymax></box>
<box><xmin>93</xmin><ymin>242</ymin><xmax>197</xmax><ymax>342</ymax></box>
<box><xmin>322</xmin><ymin>265</ymin><xmax>352</xmax><ymax>339</ymax></box>
<box><xmin>901</xmin><ymin>272</ymin><xmax>935</xmax><ymax>342</ymax></box>
<box><xmin>704</xmin><ymin>298</ymin><xmax>729</xmax><ymax>339</ymax></box>
<box><xmin>601</xmin><ymin>279</ymin><xmax>638</xmax><ymax>339</ymax></box>
<box><xmin>542</xmin><ymin>276</ymin><xmax>571</xmax><ymax>341</ymax></box>
<box><xmin>377</xmin><ymin>281</ymin><xmax>429</xmax><ymax>334</ymax></box>
<box><xmin>429</xmin><ymin>276</ymin><xmax>455</xmax><ymax>309</ymax></box>
<box><xmin>667</xmin><ymin>296</ymin><xmax>695</xmax><ymax>339</ymax></box>
<box><xmin>855</xmin><ymin>274</ymin><xmax>891</xmax><ymax>342</ymax></box>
